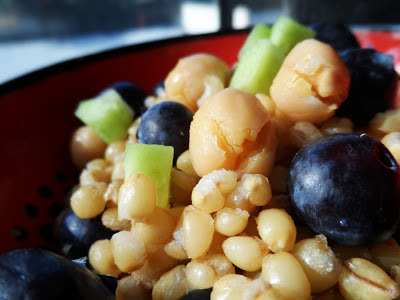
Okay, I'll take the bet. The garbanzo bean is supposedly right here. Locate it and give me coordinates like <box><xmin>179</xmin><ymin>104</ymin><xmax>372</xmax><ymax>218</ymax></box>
<box><xmin>261</xmin><ymin>251</ymin><xmax>311</xmax><ymax>300</ymax></box>
<box><xmin>222</xmin><ymin>235</ymin><xmax>269</xmax><ymax>272</ymax></box>
<box><xmin>291</xmin><ymin>235</ymin><xmax>342</xmax><ymax>293</ymax></box>
<box><xmin>110</xmin><ymin>230</ymin><xmax>147</xmax><ymax>273</ymax></box>
<box><xmin>70</xmin><ymin>125</ymin><xmax>107</xmax><ymax>169</ymax></box>
<box><xmin>338</xmin><ymin>257</ymin><xmax>399</xmax><ymax>300</ymax></box>
<box><xmin>270</xmin><ymin>39</ymin><xmax>350</xmax><ymax>124</ymax></box>
<box><xmin>165</xmin><ymin>53</ymin><xmax>229</xmax><ymax>113</ymax></box>
<box><xmin>189</xmin><ymin>88</ymin><xmax>277</xmax><ymax>178</ymax></box>
<box><xmin>118</xmin><ymin>172</ymin><xmax>156</xmax><ymax>220</ymax></box>
<box><xmin>257</xmin><ymin>208</ymin><xmax>296</xmax><ymax>252</ymax></box>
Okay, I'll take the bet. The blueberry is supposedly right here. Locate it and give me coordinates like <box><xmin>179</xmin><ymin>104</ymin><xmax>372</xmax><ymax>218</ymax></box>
<box><xmin>55</xmin><ymin>207</ymin><xmax>115</xmax><ymax>259</ymax></box>
<box><xmin>0</xmin><ymin>248</ymin><xmax>114</xmax><ymax>299</ymax></box>
<box><xmin>336</xmin><ymin>48</ymin><xmax>397</xmax><ymax>126</ymax></box>
<box><xmin>286</xmin><ymin>133</ymin><xmax>400</xmax><ymax>247</ymax></box>
<box><xmin>104</xmin><ymin>81</ymin><xmax>147</xmax><ymax>118</ymax></box>
<box><xmin>179</xmin><ymin>288</ymin><xmax>212</xmax><ymax>299</ymax></box>
<box><xmin>137</xmin><ymin>101</ymin><xmax>194</xmax><ymax>162</ymax></box>
<box><xmin>309</xmin><ymin>21</ymin><xmax>360</xmax><ymax>52</ymax></box>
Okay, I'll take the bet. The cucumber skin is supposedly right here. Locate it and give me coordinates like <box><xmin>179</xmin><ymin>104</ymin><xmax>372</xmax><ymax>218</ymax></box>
<box><xmin>270</xmin><ymin>16</ymin><xmax>315</xmax><ymax>55</ymax></box>
<box><xmin>75</xmin><ymin>89</ymin><xmax>134</xmax><ymax>144</ymax></box>
<box><xmin>123</xmin><ymin>143</ymin><xmax>174</xmax><ymax>208</ymax></box>
<box><xmin>239</xmin><ymin>23</ymin><xmax>271</xmax><ymax>60</ymax></box>
<box><xmin>230</xmin><ymin>39</ymin><xmax>285</xmax><ymax>95</ymax></box>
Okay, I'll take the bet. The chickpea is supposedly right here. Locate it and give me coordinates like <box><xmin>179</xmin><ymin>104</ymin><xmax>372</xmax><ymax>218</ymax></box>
<box><xmin>70</xmin><ymin>126</ymin><xmax>107</xmax><ymax>169</ymax></box>
<box><xmin>270</xmin><ymin>39</ymin><xmax>350</xmax><ymax>124</ymax></box>
<box><xmin>165</xmin><ymin>53</ymin><xmax>229</xmax><ymax>113</ymax></box>
<box><xmin>189</xmin><ymin>88</ymin><xmax>277</xmax><ymax>178</ymax></box>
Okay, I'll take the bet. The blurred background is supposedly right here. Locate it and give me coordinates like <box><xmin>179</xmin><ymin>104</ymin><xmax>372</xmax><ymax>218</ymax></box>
<box><xmin>1</xmin><ymin>0</ymin><xmax>400</xmax><ymax>84</ymax></box>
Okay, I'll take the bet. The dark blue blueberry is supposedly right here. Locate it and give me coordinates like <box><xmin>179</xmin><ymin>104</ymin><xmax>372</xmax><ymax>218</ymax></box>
<box><xmin>55</xmin><ymin>207</ymin><xmax>115</xmax><ymax>259</ymax></box>
<box><xmin>137</xmin><ymin>101</ymin><xmax>194</xmax><ymax>163</ymax></box>
<box><xmin>104</xmin><ymin>81</ymin><xmax>147</xmax><ymax>119</ymax></box>
<box><xmin>0</xmin><ymin>248</ymin><xmax>114</xmax><ymax>299</ymax></box>
<box><xmin>179</xmin><ymin>288</ymin><xmax>212</xmax><ymax>299</ymax></box>
<box><xmin>286</xmin><ymin>133</ymin><xmax>400</xmax><ymax>247</ymax></box>
<box><xmin>336</xmin><ymin>48</ymin><xmax>397</xmax><ymax>126</ymax></box>
<box><xmin>309</xmin><ymin>21</ymin><xmax>360</xmax><ymax>52</ymax></box>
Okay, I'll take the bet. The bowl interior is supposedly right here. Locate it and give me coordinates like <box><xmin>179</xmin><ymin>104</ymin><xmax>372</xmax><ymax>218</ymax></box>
<box><xmin>0</xmin><ymin>29</ymin><xmax>398</xmax><ymax>255</ymax></box>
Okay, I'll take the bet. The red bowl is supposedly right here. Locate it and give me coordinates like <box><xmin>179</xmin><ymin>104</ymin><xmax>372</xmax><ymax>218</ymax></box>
<box><xmin>0</xmin><ymin>29</ymin><xmax>399</xmax><ymax>255</ymax></box>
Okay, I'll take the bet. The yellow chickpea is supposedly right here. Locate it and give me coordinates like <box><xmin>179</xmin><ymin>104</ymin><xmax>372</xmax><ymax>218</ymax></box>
<box><xmin>189</xmin><ymin>88</ymin><xmax>277</xmax><ymax>178</ymax></box>
<box><xmin>165</xmin><ymin>53</ymin><xmax>229</xmax><ymax>113</ymax></box>
<box><xmin>270</xmin><ymin>39</ymin><xmax>350</xmax><ymax>124</ymax></box>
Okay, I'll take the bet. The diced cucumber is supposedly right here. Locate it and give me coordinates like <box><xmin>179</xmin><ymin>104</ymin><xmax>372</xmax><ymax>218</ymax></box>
<box><xmin>229</xmin><ymin>38</ymin><xmax>285</xmax><ymax>95</ymax></box>
<box><xmin>123</xmin><ymin>143</ymin><xmax>174</xmax><ymax>208</ymax></box>
<box><xmin>270</xmin><ymin>16</ymin><xmax>315</xmax><ymax>55</ymax></box>
<box><xmin>75</xmin><ymin>89</ymin><xmax>134</xmax><ymax>143</ymax></box>
<box><xmin>238</xmin><ymin>23</ymin><xmax>271</xmax><ymax>60</ymax></box>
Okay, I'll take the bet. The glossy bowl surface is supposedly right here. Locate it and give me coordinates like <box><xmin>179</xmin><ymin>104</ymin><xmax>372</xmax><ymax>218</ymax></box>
<box><xmin>0</xmin><ymin>29</ymin><xmax>399</xmax><ymax>254</ymax></box>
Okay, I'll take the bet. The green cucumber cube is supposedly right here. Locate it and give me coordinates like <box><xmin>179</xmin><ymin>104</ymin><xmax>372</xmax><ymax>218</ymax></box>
<box><xmin>123</xmin><ymin>143</ymin><xmax>174</xmax><ymax>208</ymax></box>
<box><xmin>75</xmin><ymin>89</ymin><xmax>134</xmax><ymax>143</ymax></box>
<box><xmin>238</xmin><ymin>23</ymin><xmax>271</xmax><ymax>60</ymax></box>
<box><xmin>270</xmin><ymin>16</ymin><xmax>315</xmax><ymax>55</ymax></box>
<box><xmin>229</xmin><ymin>38</ymin><xmax>285</xmax><ymax>95</ymax></box>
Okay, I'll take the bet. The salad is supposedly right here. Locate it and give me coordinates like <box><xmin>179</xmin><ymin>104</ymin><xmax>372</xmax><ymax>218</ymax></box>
<box><xmin>1</xmin><ymin>16</ymin><xmax>400</xmax><ymax>300</ymax></box>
